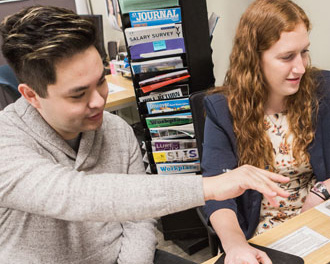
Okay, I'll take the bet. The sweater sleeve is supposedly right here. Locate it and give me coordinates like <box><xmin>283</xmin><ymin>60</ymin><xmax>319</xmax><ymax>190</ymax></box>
<box><xmin>202</xmin><ymin>95</ymin><xmax>238</xmax><ymax>219</ymax></box>
<box><xmin>0</xmin><ymin>115</ymin><xmax>205</xmax><ymax>223</ymax></box>
<box><xmin>118</xmin><ymin>125</ymin><xmax>157</xmax><ymax>264</ymax></box>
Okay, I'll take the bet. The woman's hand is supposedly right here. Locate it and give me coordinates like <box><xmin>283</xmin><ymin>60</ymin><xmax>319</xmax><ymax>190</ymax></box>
<box><xmin>203</xmin><ymin>164</ymin><xmax>290</xmax><ymax>205</ymax></box>
<box><xmin>224</xmin><ymin>242</ymin><xmax>271</xmax><ymax>264</ymax></box>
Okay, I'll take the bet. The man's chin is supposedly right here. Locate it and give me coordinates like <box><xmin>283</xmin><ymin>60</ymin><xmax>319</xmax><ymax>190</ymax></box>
<box><xmin>83</xmin><ymin>119</ymin><xmax>104</xmax><ymax>132</ymax></box>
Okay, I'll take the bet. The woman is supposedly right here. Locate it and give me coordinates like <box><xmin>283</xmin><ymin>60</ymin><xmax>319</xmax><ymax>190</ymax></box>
<box><xmin>202</xmin><ymin>0</ymin><xmax>330</xmax><ymax>263</ymax></box>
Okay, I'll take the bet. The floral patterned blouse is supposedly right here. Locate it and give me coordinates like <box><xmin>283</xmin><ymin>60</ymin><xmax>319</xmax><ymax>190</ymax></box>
<box><xmin>254</xmin><ymin>112</ymin><xmax>316</xmax><ymax>235</ymax></box>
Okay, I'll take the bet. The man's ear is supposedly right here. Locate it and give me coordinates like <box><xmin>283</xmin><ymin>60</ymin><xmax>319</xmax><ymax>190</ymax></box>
<box><xmin>18</xmin><ymin>84</ymin><xmax>41</xmax><ymax>109</ymax></box>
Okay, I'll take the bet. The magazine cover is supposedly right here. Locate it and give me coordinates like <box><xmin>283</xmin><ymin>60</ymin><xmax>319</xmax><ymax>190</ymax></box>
<box><xmin>131</xmin><ymin>56</ymin><xmax>183</xmax><ymax>75</ymax></box>
<box><xmin>139</xmin><ymin>88</ymin><xmax>183</xmax><ymax>102</ymax></box>
<box><xmin>145</xmin><ymin>112</ymin><xmax>192</xmax><ymax>128</ymax></box>
<box><xmin>139</xmin><ymin>69</ymin><xmax>188</xmax><ymax>87</ymax></box>
<box><xmin>156</xmin><ymin>162</ymin><xmax>200</xmax><ymax>174</ymax></box>
<box><xmin>149</xmin><ymin>123</ymin><xmax>194</xmax><ymax>139</ymax></box>
<box><xmin>118</xmin><ymin>0</ymin><xmax>179</xmax><ymax>14</ymax></box>
<box><xmin>129</xmin><ymin>7</ymin><xmax>181</xmax><ymax>27</ymax></box>
<box><xmin>125</xmin><ymin>23</ymin><xmax>183</xmax><ymax>47</ymax></box>
<box><xmin>146</xmin><ymin>98</ymin><xmax>190</xmax><ymax>114</ymax></box>
<box><xmin>151</xmin><ymin>139</ymin><xmax>197</xmax><ymax>151</ymax></box>
<box><xmin>152</xmin><ymin>148</ymin><xmax>199</xmax><ymax>163</ymax></box>
<box><xmin>139</xmin><ymin>69</ymin><xmax>189</xmax><ymax>93</ymax></box>
<box><xmin>129</xmin><ymin>38</ymin><xmax>185</xmax><ymax>60</ymax></box>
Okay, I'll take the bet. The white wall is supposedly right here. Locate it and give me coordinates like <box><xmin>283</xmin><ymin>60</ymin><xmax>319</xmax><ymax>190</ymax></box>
<box><xmin>293</xmin><ymin>0</ymin><xmax>330</xmax><ymax>71</ymax></box>
<box><xmin>75</xmin><ymin>0</ymin><xmax>125</xmax><ymax>53</ymax></box>
<box><xmin>206</xmin><ymin>0</ymin><xmax>253</xmax><ymax>86</ymax></box>
<box><xmin>206</xmin><ymin>0</ymin><xmax>330</xmax><ymax>86</ymax></box>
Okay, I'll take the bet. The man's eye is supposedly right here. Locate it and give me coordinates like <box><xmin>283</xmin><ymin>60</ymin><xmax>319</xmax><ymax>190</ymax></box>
<box><xmin>98</xmin><ymin>78</ymin><xmax>106</xmax><ymax>86</ymax></box>
<box><xmin>71</xmin><ymin>93</ymin><xmax>85</xmax><ymax>99</ymax></box>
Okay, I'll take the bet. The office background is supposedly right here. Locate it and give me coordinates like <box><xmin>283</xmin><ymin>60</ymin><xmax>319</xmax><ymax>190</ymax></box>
<box><xmin>1</xmin><ymin>0</ymin><xmax>330</xmax><ymax>86</ymax></box>
<box><xmin>76</xmin><ymin>0</ymin><xmax>330</xmax><ymax>86</ymax></box>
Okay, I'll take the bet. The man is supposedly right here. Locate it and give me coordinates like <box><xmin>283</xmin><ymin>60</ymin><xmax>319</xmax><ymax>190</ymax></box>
<box><xmin>0</xmin><ymin>6</ymin><xmax>289</xmax><ymax>264</ymax></box>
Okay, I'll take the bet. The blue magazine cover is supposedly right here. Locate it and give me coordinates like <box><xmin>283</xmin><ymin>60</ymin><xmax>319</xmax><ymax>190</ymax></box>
<box><xmin>129</xmin><ymin>7</ymin><xmax>181</xmax><ymax>27</ymax></box>
<box><xmin>146</xmin><ymin>98</ymin><xmax>190</xmax><ymax>114</ymax></box>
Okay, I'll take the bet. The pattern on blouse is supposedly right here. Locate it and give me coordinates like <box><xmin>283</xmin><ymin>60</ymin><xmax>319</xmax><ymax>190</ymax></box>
<box><xmin>254</xmin><ymin>113</ymin><xmax>315</xmax><ymax>236</ymax></box>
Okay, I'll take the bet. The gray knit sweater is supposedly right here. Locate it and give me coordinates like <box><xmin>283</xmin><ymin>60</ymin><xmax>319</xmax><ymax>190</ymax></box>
<box><xmin>0</xmin><ymin>98</ymin><xmax>204</xmax><ymax>264</ymax></box>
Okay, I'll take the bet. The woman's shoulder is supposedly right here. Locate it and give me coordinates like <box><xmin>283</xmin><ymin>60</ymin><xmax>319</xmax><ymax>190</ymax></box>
<box><xmin>316</xmin><ymin>70</ymin><xmax>330</xmax><ymax>97</ymax></box>
<box><xmin>204</xmin><ymin>92</ymin><xmax>229</xmax><ymax>112</ymax></box>
<box><xmin>204</xmin><ymin>92</ymin><xmax>232</xmax><ymax>124</ymax></box>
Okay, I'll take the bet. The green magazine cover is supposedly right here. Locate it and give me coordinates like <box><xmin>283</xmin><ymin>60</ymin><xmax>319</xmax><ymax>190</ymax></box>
<box><xmin>118</xmin><ymin>0</ymin><xmax>179</xmax><ymax>14</ymax></box>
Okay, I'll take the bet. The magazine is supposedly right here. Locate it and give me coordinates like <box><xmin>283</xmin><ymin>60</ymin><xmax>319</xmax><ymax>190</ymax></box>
<box><xmin>153</xmin><ymin>148</ymin><xmax>199</xmax><ymax>163</ymax></box>
<box><xmin>139</xmin><ymin>69</ymin><xmax>188</xmax><ymax>87</ymax></box>
<box><xmin>156</xmin><ymin>162</ymin><xmax>201</xmax><ymax>174</ymax></box>
<box><xmin>125</xmin><ymin>23</ymin><xmax>183</xmax><ymax>47</ymax></box>
<box><xmin>118</xmin><ymin>0</ymin><xmax>179</xmax><ymax>14</ymax></box>
<box><xmin>131</xmin><ymin>56</ymin><xmax>183</xmax><ymax>74</ymax></box>
<box><xmin>145</xmin><ymin>112</ymin><xmax>192</xmax><ymax>128</ymax></box>
<box><xmin>149</xmin><ymin>123</ymin><xmax>194</xmax><ymax>139</ymax></box>
<box><xmin>141</xmin><ymin>74</ymin><xmax>189</xmax><ymax>93</ymax></box>
<box><xmin>151</xmin><ymin>139</ymin><xmax>197</xmax><ymax>151</ymax></box>
<box><xmin>129</xmin><ymin>7</ymin><xmax>181</xmax><ymax>27</ymax></box>
<box><xmin>146</xmin><ymin>98</ymin><xmax>190</xmax><ymax>114</ymax></box>
<box><xmin>139</xmin><ymin>88</ymin><xmax>183</xmax><ymax>102</ymax></box>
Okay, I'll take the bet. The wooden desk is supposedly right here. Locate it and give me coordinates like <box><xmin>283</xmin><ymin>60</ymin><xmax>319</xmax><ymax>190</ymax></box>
<box><xmin>202</xmin><ymin>206</ymin><xmax>330</xmax><ymax>264</ymax></box>
<box><xmin>105</xmin><ymin>75</ymin><xmax>136</xmax><ymax>112</ymax></box>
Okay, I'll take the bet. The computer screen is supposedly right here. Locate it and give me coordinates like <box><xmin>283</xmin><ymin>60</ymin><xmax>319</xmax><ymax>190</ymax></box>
<box><xmin>80</xmin><ymin>14</ymin><xmax>108</xmax><ymax>65</ymax></box>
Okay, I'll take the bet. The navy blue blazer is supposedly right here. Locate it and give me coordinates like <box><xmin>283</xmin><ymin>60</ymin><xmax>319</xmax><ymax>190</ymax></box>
<box><xmin>202</xmin><ymin>70</ymin><xmax>330</xmax><ymax>239</ymax></box>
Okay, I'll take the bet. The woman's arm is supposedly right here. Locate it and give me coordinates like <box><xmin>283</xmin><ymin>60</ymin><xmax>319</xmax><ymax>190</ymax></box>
<box><xmin>211</xmin><ymin>209</ymin><xmax>272</xmax><ymax>264</ymax></box>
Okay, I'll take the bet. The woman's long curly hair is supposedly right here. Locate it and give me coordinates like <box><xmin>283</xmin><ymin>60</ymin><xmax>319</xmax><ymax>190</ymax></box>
<box><xmin>211</xmin><ymin>0</ymin><xmax>320</xmax><ymax>170</ymax></box>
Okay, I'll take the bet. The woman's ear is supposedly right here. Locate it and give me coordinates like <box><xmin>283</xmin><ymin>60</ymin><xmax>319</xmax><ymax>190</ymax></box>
<box><xmin>18</xmin><ymin>84</ymin><xmax>41</xmax><ymax>109</ymax></box>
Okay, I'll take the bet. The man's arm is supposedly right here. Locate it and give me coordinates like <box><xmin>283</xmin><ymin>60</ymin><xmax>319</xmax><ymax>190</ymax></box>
<box><xmin>0</xmin><ymin>112</ymin><xmax>289</xmax><ymax>224</ymax></box>
<box><xmin>0</xmin><ymin>114</ymin><xmax>205</xmax><ymax>222</ymax></box>
<box><xmin>117</xmin><ymin>127</ymin><xmax>157</xmax><ymax>264</ymax></box>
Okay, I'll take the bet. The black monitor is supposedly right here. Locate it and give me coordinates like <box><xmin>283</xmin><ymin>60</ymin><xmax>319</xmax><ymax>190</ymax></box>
<box><xmin>80</xmin><ymin>14</ymin><xmax>108</xmax><ymax>66</ymax></box>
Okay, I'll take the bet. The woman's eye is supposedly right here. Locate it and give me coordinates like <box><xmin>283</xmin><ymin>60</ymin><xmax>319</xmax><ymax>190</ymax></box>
<box><xmin>302</xmin><ymin>49</ymin><xmax>310</xmax><ymax>55</ymax></box>
<box><xmin>282</xmin><ymin>54</ymin><xmax>293</xmax><ymax>60</ymax></box>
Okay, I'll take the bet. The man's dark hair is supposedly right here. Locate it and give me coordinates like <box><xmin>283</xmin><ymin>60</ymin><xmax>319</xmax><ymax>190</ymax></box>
<box><xmin>0</xmin><ymin>6</ymin><xmax>98</xmax><ymax>97</ymax></box>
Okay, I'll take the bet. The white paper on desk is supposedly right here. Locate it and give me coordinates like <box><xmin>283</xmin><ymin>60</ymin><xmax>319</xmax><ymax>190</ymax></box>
<box><xmin>268</xmin><ymin>226</ymin><xmax>329</xmax><ymax>257</ymax></box>
<box><xmin>107</xmin><ymin>83</ymin><xmax>125</xmax><ymax>94</ymax></box>
<box><xmin>315</xmin><ymin>199</ymin><xmax>330</xmax><ymax>216</ymax></box>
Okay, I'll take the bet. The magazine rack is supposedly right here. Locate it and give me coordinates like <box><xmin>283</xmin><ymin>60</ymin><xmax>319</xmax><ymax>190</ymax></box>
<box><xmin>118</xmin><ymin>0</ymin><xmax>215</xmax><ymax>254</ymax></box>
